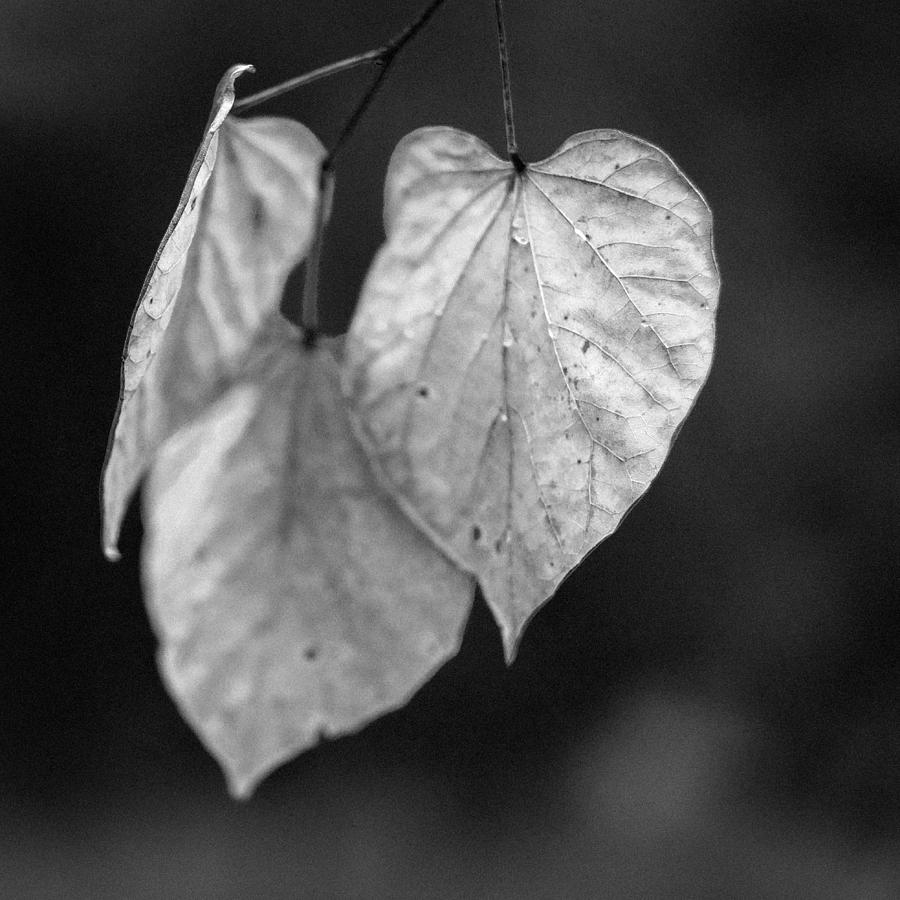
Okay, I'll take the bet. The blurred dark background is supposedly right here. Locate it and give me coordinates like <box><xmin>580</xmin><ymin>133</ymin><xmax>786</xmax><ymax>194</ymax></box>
<box><xmin>2</xmin><ymin>0</ymin><xmax>899</xmax><ymax>896</ymax></box>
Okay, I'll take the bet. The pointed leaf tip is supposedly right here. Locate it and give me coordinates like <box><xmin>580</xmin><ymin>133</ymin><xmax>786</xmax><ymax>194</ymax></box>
<box><xmin>502</xmin><ymin>632</ymin><xmax>519</xmax><ymax>667</ymax></box>
<box><xmin>227</xmin><ymin>774</ymin><xmax>255</xmax><ymax>802</ymax></box>
<box><xmin>221</xmin><ymin>63</ymin><xmax>255</xmax><ymax>89</ymax></box>
<box><xmin>104</xmin><ymin>545</ymin><xmax>122</xmax><ymax>563</ymax></box>
<box><xmin>500</xmin><ymin>607</ymin><xmax>531</xmax><ymax>665</ymax></box>
<box><xmin>207</xmin><ymin>64</ymin><xmax>255</xmax><ymax>132</ymax></box>
<box><xmin>231</xmin><ymin>63</ymin><xmax>255</xmax><ymax>79</ymax></box>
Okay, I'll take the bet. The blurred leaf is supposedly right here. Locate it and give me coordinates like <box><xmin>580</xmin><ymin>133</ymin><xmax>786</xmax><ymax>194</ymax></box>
<box><xmin>344</xmin><ymin>127</ymin><xmax>719</xmax><ymax>659</ymax></box>
<box><xmin>101</xmin><ymin>65</ymin><xmax>325</xmax><ymax>559</ymax></box>
<box><xmin>142</xmin><ymin>326</ymin><xmax>474</xmax><ymax>798</ymax></box>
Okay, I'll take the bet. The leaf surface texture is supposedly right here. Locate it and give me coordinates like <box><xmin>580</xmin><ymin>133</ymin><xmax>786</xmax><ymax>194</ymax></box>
<box><xmin>344</xmin><ymin>127</ymin><xmax>720</xmax><ymax>657</ymax></box>
<box><xmin>102</xmin><ymin>66</ymin><xmax>324</xmax><ymax>558</ymax></box>
<box><xmin>142</xmin><ymin>329</ymin><xmax>474</xmax><ymax>797</ymax></box>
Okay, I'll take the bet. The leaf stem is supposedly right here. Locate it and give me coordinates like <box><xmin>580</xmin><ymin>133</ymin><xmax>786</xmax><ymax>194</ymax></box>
<box><xmin>300</xmin><ymin>167</ymin><xmax>334</xmax><ymax>347</ymax></box>
<box><xmin>324</xmin><ymin>0</ymin><xmax>449</xmax><ymax>167</ymax></box>
<box><xmin>234</xmin><ymin>52</ymin><xmax>381</xmax><ymax>113</ymax></box>
<box><xmin>492</xmin><ymin>0</ymin><xmax>524</xmax><ymax>170</ymax></box>
<box><xmin>234</xmin><ymin>0</ymin><xmax>449</xmax><ymax>134</ymax></box>
<box><xmin>248</xmin><ymin>0</ymin><xmax>450</xmax><ymax>341</ymax></box>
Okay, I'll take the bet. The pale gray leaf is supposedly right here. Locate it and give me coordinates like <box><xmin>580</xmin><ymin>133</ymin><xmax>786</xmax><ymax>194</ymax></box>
<box><xmin>102</xmin><ymin>67</ymin><xmax>324</xmax><ymax>559</ymax></box>
<box><xmin>344</xmin><ymin>127</ymin><xmax>719</xmax><ymax>659</ymax></box>
<box><xmin>142</xmin><ymin>328</ymin><xmax>474</xmax><ymax>798</ymax></box>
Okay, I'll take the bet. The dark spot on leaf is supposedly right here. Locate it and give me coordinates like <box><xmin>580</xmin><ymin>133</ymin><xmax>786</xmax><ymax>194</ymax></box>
<box><xmin>563</xmin><ymin>366</ymin><xmax>568</xmax><ymax>375</ymax></box>
<box><xmin>193</xmin><ymin>545</ymin><xmax>208</xmax><ymax>562</ymax></box>
<box><xmin>585</xmin><ymin>233</ymin><xmax>592</xmax><ymax>241</ymax></box>
<box><xmin>581</xmin><ymin>340</ymin><xmax>590</xmax><ymax>354</ymax></box>
<box><xmin>665</xmin><ymin>214</ymin><xmax>671</xmax><ymax>220</ymax></box>
<box><xmin>417</xmin><ymin>385</ymin><xmax>430</xmax><ymax>398</ymax></box>
<box><xmin>304</xmin><ymin>646</ymin><xmax>319</xmax><ymax>661</ymax></box>
<box><xmin>614</xmin><ymin>163</ymin><xmax>620</xmax><ymax>169</ymax></box>
<box><xmin>494</xmin><ymin>538</ymin><xmax>504</xmax><ymax>554</ymax></box>
<box><xmin>472</xmin><ymin>525</ymin><xmax>482</xmax><ymax>541</ymax></box>
<box><xmin>563</xmin><ymin>314</ymin><xmax>569</xmax><ymax>321</ymax></box>
<box><xmin>251</xmin><ymin>196</ymin><xmax>265</xmax><ymax>230</ymax></box>
<box><xmin>577</xmin><ymin>458</ymin><xmax>582</xmax><ymax>464</ymax></box>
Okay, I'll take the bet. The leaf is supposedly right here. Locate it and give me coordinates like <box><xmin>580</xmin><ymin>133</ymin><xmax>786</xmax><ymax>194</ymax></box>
<box><xmin>141</xmin><ymin>325</ymin><xmax>474</xmax><ymax>798</ymax></box>
<box><xmin>344</xmin><ymin>127</ymin><xmax>720</xmax><ymax>659</ymax></box>
<box><xmin>101</xmin><ymin>65</ymin><xmax>325</xmax><ymax>560</ymax></box>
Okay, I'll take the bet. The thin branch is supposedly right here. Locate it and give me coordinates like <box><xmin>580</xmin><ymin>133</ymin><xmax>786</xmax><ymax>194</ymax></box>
<box><xmin>234</xmin><ymin>52</ymin><xmax>380</xmax><ymax>113</ymax></box>
<box><xmin>234</xmin><ymin>0</ymin><xmax>449</xmax><ymax>126</ymax></box>
<box><xmin>300</xmin><ymin>168</ymin><xmax>334</xmax><ymax>347</ymax></box>
<box><xmin>324</xmin><ymin>0</ymin><xmax>449</xmax><ymax>167</ymax></box>
<box><xmin>493</xmin><ymin>0</ymin><xmax>524</xmax><ymax>170</ymax></box>
<box><xmin>252</xmin><ymin>0</ymin><xmax>451</xmax><ymax>341</ymax></box>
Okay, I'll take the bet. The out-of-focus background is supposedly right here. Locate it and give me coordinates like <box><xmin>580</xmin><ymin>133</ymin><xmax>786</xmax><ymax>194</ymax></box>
<box><xmin>3</xmin><ymin>0</ymin><xmax>898</xmax><ymax>896</ymax></box>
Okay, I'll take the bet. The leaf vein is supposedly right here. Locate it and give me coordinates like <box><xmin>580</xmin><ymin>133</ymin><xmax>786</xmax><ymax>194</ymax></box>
<box><xmin>530</xmin><ymin>169</ymin><xmax>699</xmax><ymax>237</ymax></box>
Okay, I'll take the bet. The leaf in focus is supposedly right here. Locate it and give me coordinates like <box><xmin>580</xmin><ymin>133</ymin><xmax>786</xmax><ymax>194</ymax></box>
<box><xmin>142</xmin><ymin>326</ymin><xmax>474</xmax><ymax>798</ymax></box>
<box><xmin>101</xmin><ymin>65</ymin><xmax>325</xmax><ymax>559</ymax></box>
<box><xmin>344</xmin><ymin>127</ymin><xmax>720</xmax><ymax>659</ymax></box>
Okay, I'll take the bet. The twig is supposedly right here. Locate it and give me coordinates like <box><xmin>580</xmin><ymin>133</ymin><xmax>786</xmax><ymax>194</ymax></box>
<box><xmin>234</xmin><ymin>0</ymin><xmax>449</xmax><ymax>136</ymax></box>
<box><xmin>234</xmin><ymin>53</ymin><xmax>381</xmax><ymax>113</ymax></box>
<box><xmin>493</xmin><ymin>0</ymin><xmax>524</xmax><ymax>170</ymax></box>
<box><xmin>287</xmin><ymin>0</ymin><xmax>450</xmax><ymax>341</ymax></box>
<box><xmin>290</xmin><ymin>1</ymin><xmax>449</xmax><ymax>342</ymax></box>
<box><xmin>324</xmin><ymin>0</ymin><xmax>449</xmax><ymax>167</ymax></box>
<box><xmin>300</xmin><ymin>167</ymin><xmax>334</xmax><ymax>346</ymax></box>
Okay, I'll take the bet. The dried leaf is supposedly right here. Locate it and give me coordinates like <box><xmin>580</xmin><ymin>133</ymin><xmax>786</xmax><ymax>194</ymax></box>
<box><xmin>344</xmin><ymin>127</ymin><xmax>720</xmax><ymax>659</ymax></box>
<box><xmin>142</xmin><ymin>326</ymin><xmax>474</xmax><ymax>798</ymax></box>
<box><xmin>101</xmin><ymin>65</ymin><xmax>325</xmax><ymax>559</ymax></box>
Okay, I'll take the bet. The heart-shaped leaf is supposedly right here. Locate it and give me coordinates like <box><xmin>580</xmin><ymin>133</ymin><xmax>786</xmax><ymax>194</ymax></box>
<box><xmin>102</xmin><ymin>65</ymin><xmax>325</xmax><ymax>559</ymax></box>
<box><xmin>344</xmin><ymin>127</ymin><xmax>719</xmax><ymax>659</ymax></box>
<box><xmin>142</xmin><ymin>325</ymin><xmax>474</xmax><ymax>798</ymax></box>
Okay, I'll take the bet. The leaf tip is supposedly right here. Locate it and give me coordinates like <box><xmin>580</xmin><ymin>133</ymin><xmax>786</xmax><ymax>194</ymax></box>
<box><xmin>501</xmin><ymin>624</ymin><xmax>522</xmax><ymax>666</ymax></box>
<box><xmin>220</xmin><ymin>749</ymin><xmax>292</xmax><ymax>801</ymax></box>
<box><xmin>216</xmin><ymin>743</ymin><xmax>302</xmax><ymax>802</ymax></box>
<box><xmin>102</xmin><ymin>508</ymin><xmax>122</xmax><ymax>561</ymax></box>
<box><xmin>210</xmin><ymin>64</ymin><xmax>257</xmax><ymax>132</ymax></box>
<box><xmin>225</xmin><ymin>770</ymin><xmax>259</xmax><ymax>802</ymax></box>
<box><xmin>103</xmin><ymin>544</ymin><xmax>122</xmax><ymax>563</ymax></box>
<box><xmin>225</xmin><ymin>63</ymin><xmax>256</xmax><ymax>86</ymax></box>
